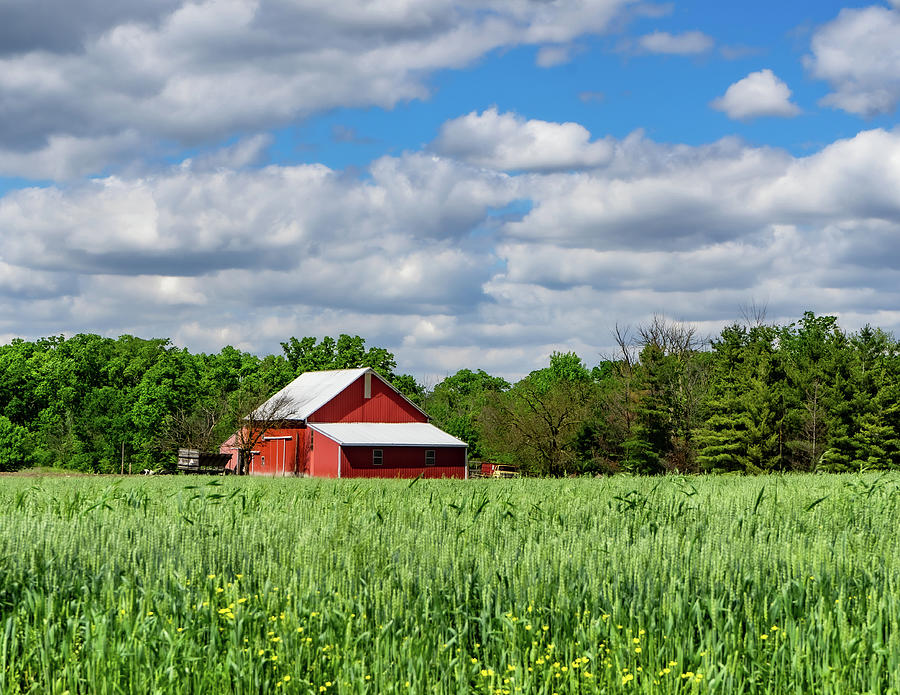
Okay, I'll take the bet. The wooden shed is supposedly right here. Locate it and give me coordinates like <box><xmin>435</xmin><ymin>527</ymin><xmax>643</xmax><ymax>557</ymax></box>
<box><xmin>221</xmin><ymin>368</ymin><xmax>468</xmax><ymax>479</ymax></box>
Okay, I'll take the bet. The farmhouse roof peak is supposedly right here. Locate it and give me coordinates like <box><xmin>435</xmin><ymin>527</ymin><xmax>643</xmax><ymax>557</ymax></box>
<box><xmin>250</xmin><ymin>367</ymin><xmax>426</xmax><ymax>422</ymax></box>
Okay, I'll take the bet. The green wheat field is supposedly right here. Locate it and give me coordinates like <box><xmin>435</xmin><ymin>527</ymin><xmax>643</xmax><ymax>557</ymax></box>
<box><xmin>1</xmin><ymin>474</ymin><xmax>899</xmax><ymax>694</ymax></box>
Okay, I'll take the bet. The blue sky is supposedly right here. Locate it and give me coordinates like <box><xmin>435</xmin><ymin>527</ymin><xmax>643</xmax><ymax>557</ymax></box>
<box><xmin>0</xmin><ymin>0</ymin><xmax>899</xmax><ymax>378</ymax></box>
<box><xmin>271</xmin><ymin>0</ymin><xmax>895</xmax><ymax>168</ymax></box>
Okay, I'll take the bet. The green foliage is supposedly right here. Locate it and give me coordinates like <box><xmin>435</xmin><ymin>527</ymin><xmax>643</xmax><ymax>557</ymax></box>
<box><xmin>623</xmin><ymin>345</ymin><xmax>671</xmax><ymax>474</ymax></box>
<box><xmin>479</xmin><ymin>357</ymin><xmax>600</xmax><ymax>475</ymax></box>
<box><xmin>4</xmin><ymin>312</ymin><xmax>900</xmax><ymax>475</ymax></box>
<box><xmin>0</xmin><ymin>333</ymin><xmax>405</xmax><ymax>472</ymax></box>
<box><xmin>0</xmin><ymin>415</ymin><xmax>33</xmax><ymax>471</ymax></box>
<box><xmin>427</xmin><ymin>369</ymin><xmax>509</xmax><ymax>459</ymax></box>
<box><xmin>391</xmin><ymin>373</ymin><xmax>424</xmax><ymax>401</ymax></box>
<box><xmin>536</xmin><ymin>351</ymin><xmax>593</xmax><ymax>388</ymax></box>
<box><xmin>279</xmin><ymin>333</ymin><xmax>422</xmax><ymax>405</ymax></box>
<box><xmin>280</xmin><ymin>334</ymin><xmax>397</xmax><ymax>378</ymax></box>
<box><xmin>1</xmin><ymin>475</ymin><xmax>900</xmax><ymax>693</ymax></box>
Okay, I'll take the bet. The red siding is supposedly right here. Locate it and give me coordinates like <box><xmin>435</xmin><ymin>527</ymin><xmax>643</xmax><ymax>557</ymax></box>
<box><xmin>342</xmin><ymin>445</ymin><xmax>466</xmax><ymax>479</ymax></box>
<box><xmin>222</xmin><ymin>370</ymin><xmax>466</xmax><ymax>480</ymax></box>
<box><xmin>221</xmin><ymin>427</ymin><xmax>311</xmax><ymax>476</ymax></box>
<box><xmin>309</xmin><ymin>373</ymin><xmax>426</xmax><ymax>424</ymax></box>
<box><xmin>250</xmin><ymin>427</ymin><xmax>298</xmax><ymax>476</ymax></box>
<box><xmin>310</xmin><ymin>429</ymin><xmax>340</xmax><ymax>478</ymax></box>
<box><xmin>221</xmin><ymin>434</ymin><xmax>238</xmax><ymax>472</ymax></box>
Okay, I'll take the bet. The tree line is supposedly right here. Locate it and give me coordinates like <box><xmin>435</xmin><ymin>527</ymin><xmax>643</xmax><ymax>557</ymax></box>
<box><xmin>1</xmin><ymin>312</ymin><xmax>899</xmax><ymax>475</ymax></box>
<box><xmin>0</xmin><ymin>334</ymin><xmax>412</xmax><ymax>472</ymax></box>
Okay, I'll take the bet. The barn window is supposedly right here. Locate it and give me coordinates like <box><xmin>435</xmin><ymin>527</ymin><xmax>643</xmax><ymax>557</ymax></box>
<box><xmin>372</xmin><ymin>449</ymin><xmax>383</xmax><ymax>466</ymax></box>
<box><xmin>364</xmin><ymin>372</ymin><xmax>372</xmax><ymax>399</ymax></box>
<box><xmin>425</xmin><ymin>450</ymin><xmax>436</xmax><ymax>466</ymax></box>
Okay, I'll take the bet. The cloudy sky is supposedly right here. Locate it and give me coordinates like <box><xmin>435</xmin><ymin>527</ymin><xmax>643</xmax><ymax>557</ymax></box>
<box><xmin>1</xmin><ymin>0</ymin><xmax>900</xmax><ymax>380</ymax></box>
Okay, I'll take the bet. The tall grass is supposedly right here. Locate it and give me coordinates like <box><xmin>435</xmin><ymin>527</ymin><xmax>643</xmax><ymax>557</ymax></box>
<box><xmin>0</xmin><ymin>474</ymin><xmax>899</xmax><ymax>694</ymax></box>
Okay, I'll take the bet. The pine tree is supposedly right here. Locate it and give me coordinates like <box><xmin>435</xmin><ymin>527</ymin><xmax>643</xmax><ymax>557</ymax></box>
<box><xmin>696</xmin><ymin>324</ymin><xmax>747</xmax><ymax>472</ymax></box>
<box><xmin>623</xmin><ymin>344</ymin><xmax>671</xmax><ymax>474</ymax></box>
<box><xmin>697</xmin><ymin>324</ymin><xmax>785</xmax><ymax>472</ymax></box>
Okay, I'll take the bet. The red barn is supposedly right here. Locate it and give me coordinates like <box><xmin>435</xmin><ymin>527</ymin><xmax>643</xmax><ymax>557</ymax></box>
<box><xmin>220</xmin><ymin>368</ymin><xmax>468</xmax><ymax>479</ymax></box>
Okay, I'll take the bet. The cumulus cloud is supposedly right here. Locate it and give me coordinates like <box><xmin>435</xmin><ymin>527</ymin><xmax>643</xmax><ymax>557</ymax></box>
<box><xmin>805</xmin><ymin>5</ymin><xmax>900</xmax><ymax>117</ymax></box>
<box><xmin>4</xmin><ymin>117</ymin><xmax>900</xmax><ymax>377</ymax></box>
<box><xmin>0</xmin><ymin>131</ymin><xmax>149</xmax><ymax>181</ymax></box>
<box><xmin>0</xmin><ymin>0</ymin><xmax>634</xmax><ymax>177</ymax></box>
<box><xmin>637</xmin><ymin>30</ymin><xmax>714</xmax><ymax>54</ymax></box>
<box><xmin>711</xmin><ymin>69</ymin><xmax>801</xmax><ymax>120</ymax></box>
<box><xmin>433</xmin><ymin>108</ymin><xmax>615</xmax><ymax>171</ymax></box>
<box><xmin>509</xmin><ymin>128</ymin><xmax>900</xmax><ymax>250</ymax></box>
<box><xmin>0</xmin><ymin>150</ymin><xmax>516</xmax><ymax>307</ymax></box>
<box><xmin>0</xmin><ymin>0</ymin><xmax>182</xmax><ymax>56</ymax></box>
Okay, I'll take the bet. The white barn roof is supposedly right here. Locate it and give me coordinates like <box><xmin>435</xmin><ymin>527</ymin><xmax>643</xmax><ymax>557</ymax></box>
<box><xmin>308</xmin><ymin>422</ymin><xmax>467</xmax><ymax>447</ymax></box>
<box><xmin>251</xmin><ymin>367</ymin><xmax>427</xmax><ymax>421</ymax></box>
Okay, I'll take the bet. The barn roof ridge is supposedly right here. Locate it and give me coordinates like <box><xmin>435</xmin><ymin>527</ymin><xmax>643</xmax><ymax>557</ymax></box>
<box><xmin>251</xmin><ymin>367</ymin><xmax>427</xmax><ymax>422</ymax></box>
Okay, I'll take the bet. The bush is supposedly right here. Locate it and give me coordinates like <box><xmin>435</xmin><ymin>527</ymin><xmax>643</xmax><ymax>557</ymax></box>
<box><xmin>0</xmin><ymin>416</ymin><xmax>34</xmax><ymax>471</ymax></box>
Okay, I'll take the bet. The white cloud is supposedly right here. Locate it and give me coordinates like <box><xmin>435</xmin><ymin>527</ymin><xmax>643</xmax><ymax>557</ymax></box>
<box><xmin>0</xmin><ymin>131</ymin><xmax>146</xmax><ymax>180</ymax></box>
<box><xmin>711</xmin><ymin>69</ymin><xmax>801</xmax><ymax>120</ymax></box>
<box><xmin>509</xmin><ymin>128</ymin><xmax>900</xmax><ymax>250</ymax></box>
<box><xmin>188</xmin><ymin>134</ymin><xmax>272</xmax><ymax>172</ymax></box>
<box><xmin>637</xmin><ymin>30</ymin><xmax>714</xmax><ymax>54</ymax></box>
<box><xmin>536</xmin><ymin>45</ymin><xmax>574</xmax><ymax>67</ymax></box>
<box><xmin>0</xmin><ymin>150</ymin><xmax>515</xmax><ymax>303</ymax></box>
<box><xmin>805</xmin><ymin>5</ymin><xmax>900</xmax><ymax>117</ymax></box>
<box><xmin>4</xmin><ymin>118</ymin><xmax>900</xmax><ymax>377</ymax></box>
<box><xmin>0</xmin><ymin>0</ymin><xmax>634</xmax><ymax>176</ymax></box>
<box><xmin>433</xmin><ymin>108</ymin><xmax>615</xmax><ymax>171</ymax></box>
<box><xmin>0</xmin><ymin>0</ymin><xmax>183</xmax><ymax>55</ymax></box>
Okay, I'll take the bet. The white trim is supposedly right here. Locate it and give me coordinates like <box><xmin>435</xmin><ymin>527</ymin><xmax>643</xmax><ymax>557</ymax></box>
<box><xmin>337</xmin><ymin>446</ymin><xmax>342</xmax><ymax>479</ymax></box>
<box><xmin>263</xmin><ymin>435</ymin><xmax>293</xmax><ymax>440</ymax></box>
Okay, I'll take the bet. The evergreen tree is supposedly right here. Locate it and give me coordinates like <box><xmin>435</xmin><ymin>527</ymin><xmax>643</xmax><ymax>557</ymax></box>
<box><xmin>696</xmin><ymin>324</ymin><xmax>748</xmax><ymax>472</ymax></box>
<box><xmin>697</xmin><ymin>324</ymin><xmax>786</xmax><ymax>472</ymax></box>
<box><xmin>623</xmin><ymin>344</ymin><xmax>671</xmax><ymax>475</ymax></box>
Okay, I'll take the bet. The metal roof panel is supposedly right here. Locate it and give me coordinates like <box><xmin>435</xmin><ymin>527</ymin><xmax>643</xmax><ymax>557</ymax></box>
<box><xmin>251</xmin><ymin>368</ymin><xmax>370</xmax><ymax>421</ymax></box>
<box><xmin>308</xmin><ymin>422</ymin><xmax>467</xmax><ymax>447</ymax></box>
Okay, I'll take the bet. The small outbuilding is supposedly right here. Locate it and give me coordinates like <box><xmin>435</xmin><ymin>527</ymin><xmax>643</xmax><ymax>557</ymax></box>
<box><xmin>220</xmin><ymin>367</ymin><xmax>468</xmax><ymax>479</ymax></box>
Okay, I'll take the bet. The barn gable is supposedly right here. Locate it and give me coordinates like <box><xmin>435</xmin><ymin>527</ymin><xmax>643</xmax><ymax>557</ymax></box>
<box><xmin>252</xmin><ymin>368</ymin><xmax>427</xmax><ymax>423</ymax></box>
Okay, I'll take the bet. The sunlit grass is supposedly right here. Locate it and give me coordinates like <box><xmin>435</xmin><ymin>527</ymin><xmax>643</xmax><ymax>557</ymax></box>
<box><xmin>0</xmin><ymin>474</ymin><xmax>899</xmax><ymax>693</ymax></box>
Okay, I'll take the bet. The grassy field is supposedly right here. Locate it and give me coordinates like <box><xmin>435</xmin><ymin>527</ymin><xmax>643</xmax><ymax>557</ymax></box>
<box><xmin>0</xmin><ymin>474</ymin><xmax>899</xmax><ymax>694</ymax></box>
